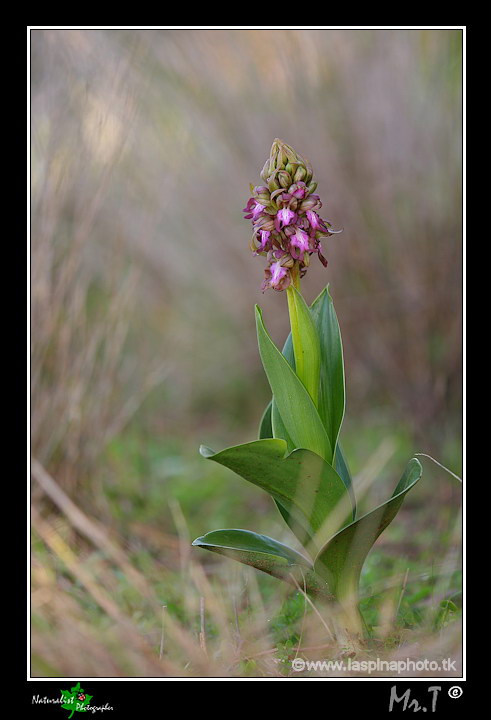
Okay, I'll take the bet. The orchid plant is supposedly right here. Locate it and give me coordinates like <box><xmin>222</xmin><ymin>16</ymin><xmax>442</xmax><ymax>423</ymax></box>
<box><xmin>192</xmin><ymin>139</ymin><xmax>422</xmax><ymax>638</ymax></box>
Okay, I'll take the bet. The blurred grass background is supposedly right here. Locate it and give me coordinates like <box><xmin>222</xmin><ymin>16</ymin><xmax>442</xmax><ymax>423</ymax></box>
<box><xmin>30</xmin><ymin>28</ymin><xmax>463</xmax><ymax>677</ymax></box>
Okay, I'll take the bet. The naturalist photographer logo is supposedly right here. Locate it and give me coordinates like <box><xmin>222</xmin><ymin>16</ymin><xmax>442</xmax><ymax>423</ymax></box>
<box><xmin>32</xmin><ymin>682</ymin><xmax>113</xmax><ymax>716</ymax></box>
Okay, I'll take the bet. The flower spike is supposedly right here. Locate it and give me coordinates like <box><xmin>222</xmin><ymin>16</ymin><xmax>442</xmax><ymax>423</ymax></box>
<box><xmin>243</xmin><ymin>139</ymin><xmax>341</xmax><ymax>291</ymax></box>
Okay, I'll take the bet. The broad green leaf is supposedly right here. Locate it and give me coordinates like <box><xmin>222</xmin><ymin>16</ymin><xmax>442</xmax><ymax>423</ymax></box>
<box><xmin>255</xmin><ymin>305</ymin><xmax>332</xmax><ymax>463</ymax></box>
<box><xmin>314</xmin><ymin>458</ymin><xmax>422</xmax><ymax>601</ymax></box>
<box><xmin>200</xmin><ymin>439</ymin><xmax>351</xmax><ymax>551</ymax></box>
<box><xmin>271</xmin><ymin>400</ymin><xmax>295</xmax><ymax>453</ymax></box>
<box><xmin>286</xmin><ymin>285</ymin><xmax>321</xmax><ymax>405</ymax></box>
<box><xmin>257</xmin><ymin>398</ymin><xmax>303</xmax><ymax>534</ymax></box>
<box><xmin>269</xmin><ymin>330</ymin><xmax>296</xmax><ymax>452</ymax></box>
<box><xmin>335</xmin><ymin>441</ymin><xmax>356</xmax><ymax>520</ymax></box>
<box><xmin>192</xmin><ymin>528</ymin><xmax>331</xmax><ymax>596</ymax></box>
<box><xmin>309</xmin><ymin>287</ymin><xmax>354</xmax><ymax>515</ymax></box>
<box><xmin>309</xmin><ymin>286</ymin><xmax>346</xmax><ymax>458</ymax></box>
<box><xmin>258</xmin><ymin>396</ymin><xmax>296</xmax><ymax>452</ymax></box>
<box><xmin>258</xmin><ymin>400</ymin><xmax>272</xmax><ymax>439</ymax></box>
<box><xmin>192</xmin><ymin>528</ymin><xmax>311</xmax><ymax>567</ymax></box>
<box><xmin>257</xmin><ymin>286</ymin><xmax>356</xmax><ymax>519</ymax></box>
<box><xmin>260</xmin><ymin>339</ymin><xmax>301</xmax><ymax>525</ymax></box>
<box><xmin>281</xmin><ymin>325</ymin><xmax>294</xmax><ymax>365</ymax></box>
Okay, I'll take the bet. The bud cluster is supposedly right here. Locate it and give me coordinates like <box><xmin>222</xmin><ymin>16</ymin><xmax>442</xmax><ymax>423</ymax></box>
<box><xmin>243</xmin><ymin>139</ymin><xmax>340</xmax><ymax>291</ymax></box>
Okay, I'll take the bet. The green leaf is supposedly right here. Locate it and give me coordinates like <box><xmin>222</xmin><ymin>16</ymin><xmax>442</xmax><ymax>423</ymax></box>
<box><xmin>193</xmin><ymin>528</ymin><xmax>310</xmax><ymax>567</ymax></box>
<box><xmin>255</xmin><ymin>305</ymin><xmax>332</xmax><ymax>463</ymax></box>
<box><xmin>258</xmin><ymin>286</ymin><xmax>356</xmax><ymax>518</ymax></box>
<box><xmin>258</xmin><ymin>400</ymin><xmax>273</xmax><ymax>439</ymax></box>
<box><xmin>268</xmin><ymin>328</ymin><xmax>296</xmax><ymax>452</ymax></box>
<box><xmin>258</xmin><ymin>399</ymin><xmax>296</xmax><ymax>453</ymax></box>
<box><xmin>309</xmin><ymin>286</ymin><xmax>346</xmax><ymax>458</ymax></box>
<box><xmin>314</xmin><ymin>458</ymin><xmax>422</xmax><ymax>601</ymax></box>
<box><xmin>286</xmin><ymin>285</ymin><xmax>321</xmax><ymax>405</ymax></box>
<box><xmin>271</xmin><ymin>400</ymin><xmax>295</xmax><ymax>452</ymax></box>
<box><xmin>200</xmin><ymin>439</ymin><xmax>351</xmax><ymax>551</ymax></box>
<box><xmin>192</xmin><ymin>528</ymin><xmax>331</xmax><ymax>596</ymax></box>
<box><xmin>262</xmin><ymin>402</ymin><xmax>302</xmax><ymax>530</ymax></box>
<box><xmin>258</xmin><ymin>336</ymin><xmax>310</xmax><ymax>526</ymax></box>
<box><xmin>334</xmin><ymin>440</ymin><xmax>356</xmax><ymax>520</ymax></box>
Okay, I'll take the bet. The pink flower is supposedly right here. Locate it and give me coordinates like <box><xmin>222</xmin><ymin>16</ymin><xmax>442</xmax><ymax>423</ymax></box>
<box><xmin>261</xmin><ymin>261</ymin><xmax>291</xmax><ymax>292</ymax></box>
<box><xmin>251</xmin><ymin>202</ymin><xmax>266</xmax><ymax>220</ymax></box>
<box><xmin>306</xmin><ymin>209</ymin><xmax>330</xmax><ymax>234</ymax></box>
<box><xmin>258</xmin><ymin>230</ymin><xmax>271</xmax><ymax>251</ymax></box>
<box><xmin>242</xmin><ymin>197</ymin><xmax>255</xmax><ymax>218</ymax></box>
<box><xmin>289</xmin><ymin>227</ymin><xmax>310</xmax><ymax>259</ymax></box>
<box><xmin>243</xmin><ymin>198</ymin><xmax>266</xmax><ymax>221</ymax></box>
<box><xmin>291</xmin><ymin>183</ymin><xmax>308</xmax><ymax>199</ymax></box>
<box><xmin>306</xmin><ymin>210</ymin><xmax>322</xmax><ymax>230</ymax></box>
<box><xmin>275</xmin><ymin>207</ymin><xmax>296</xmax><ymax>230</ymax></box>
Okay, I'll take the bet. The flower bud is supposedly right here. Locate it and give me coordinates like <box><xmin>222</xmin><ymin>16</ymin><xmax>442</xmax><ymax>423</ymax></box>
<box><xmin>294</xmin><ymin>165</ymin><xmax>307</xmax><ymax>183</ymax></box>
<box><xmin>260</xmin><ymin>159</ymin><xmax>271</xmax><ymax>182</ymax></box>
<box><xmin>299</xmin><ymin>196</ymin><xmax>320</xmax><ymax>213</ymax></box>
<box><xmin>254</xmin><ymin>215</ymin><xmax>275</xmax><ymax>231</ymax></box>
<box><xmin>278</xmin><ymin>170</ymin><xmax>292</xmax><ymax>188</ymax></box>
<box><xmin>256</xmin><ymin>190</ymin><xmax>271</xmax><ymax>205</ymax></box>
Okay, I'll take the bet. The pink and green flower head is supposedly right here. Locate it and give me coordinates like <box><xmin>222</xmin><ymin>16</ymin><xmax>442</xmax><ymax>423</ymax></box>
<box><xmin>243</xmin><ymin>139</ymin><xmax>341</xmax><ymax>291</ymax></box>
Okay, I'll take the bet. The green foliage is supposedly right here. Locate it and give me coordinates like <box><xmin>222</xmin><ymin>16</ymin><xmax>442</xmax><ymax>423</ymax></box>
<box><xmin>314</xmin><ymin>459</ymin><xmax>422</xmax><ymax>598</ymax></box>
<box><xmin>309</xmin><ymin>287</ymin><xmax>346</xmax><ymax>461</ymax></box>
<box><xmin>194</xmin><ymin>285</ymin><xmax>424</xmax><ymax>635</ymax></box>
<box><xmin>199</xmin><ymin>440</ymin><xmax>350</xmax><ymax>550</ymax></box>
<box><xmin>192</xmin><ymin>529</ymin><xmax>329</xmax><ymax>595</ymax></box>
<box><xmin>255</xmin><ymin>305</ymin><xmax>332</xmax><ymax>463</ymax></box>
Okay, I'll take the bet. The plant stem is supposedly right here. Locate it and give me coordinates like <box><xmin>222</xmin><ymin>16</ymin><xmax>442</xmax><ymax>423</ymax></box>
<box><xmin>331</xmin><ymin>574</ymin><xmax>365</xmax><ymax>639</ymax></box>
<box><xmin>290</xmin><ymin>262</ymin><xmax>301</xmax><ymax>290</ymax></box>
<box><xmin>335</xmin><ymin>600</ymin><xmax>365</xmax><ymax>639</ymax></box>
<box><xmin>286</xmin><ymin>286</ymin><xmax>301</xmax><ymax>368</ymax></box>
<box><xmin>286</xmin><ymin>272</ymin><xmax>320</xmax><ymax>407</ymax></box>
